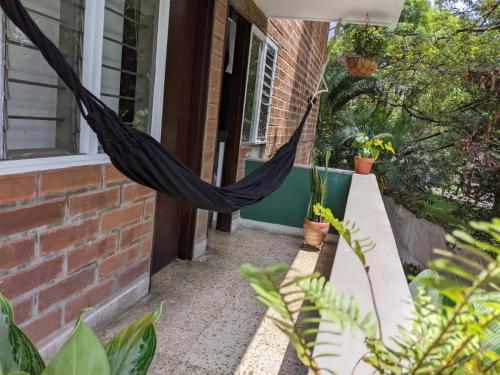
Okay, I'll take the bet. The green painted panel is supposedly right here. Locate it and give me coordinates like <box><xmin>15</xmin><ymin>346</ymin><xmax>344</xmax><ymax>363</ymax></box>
<box><xmin>241</xmin><ymin>160</ymin><xmax>353</xmax><ymax>228</ymax></box>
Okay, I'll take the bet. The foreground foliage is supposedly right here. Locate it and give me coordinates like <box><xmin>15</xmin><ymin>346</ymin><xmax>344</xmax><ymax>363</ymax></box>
<box><xmin>0</xmin><ymin>296</ymin><xmax>162</xmax><ymax>375</ymax></box>
<box><xmin>240</xmin><ymin>207</ymin><xmax>500</xmax><ymax>374</ymax></box>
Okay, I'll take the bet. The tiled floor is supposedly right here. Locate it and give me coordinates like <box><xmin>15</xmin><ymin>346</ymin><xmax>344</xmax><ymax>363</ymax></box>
<box><xmin>97</xmin><ymin>227</ymin><xmax>331</xmax><ymax>374</ymax></box>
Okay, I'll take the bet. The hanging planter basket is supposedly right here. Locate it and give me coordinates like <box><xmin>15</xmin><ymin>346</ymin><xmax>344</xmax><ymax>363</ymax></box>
<box><xmin>346</xmin><ymin>56</ymin><xmax>377</xmax><ymax>77</ymax></box>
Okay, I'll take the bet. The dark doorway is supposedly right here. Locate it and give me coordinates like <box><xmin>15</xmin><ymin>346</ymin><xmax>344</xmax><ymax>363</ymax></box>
<box><xmin>152</xmin><ymin>0</ymin><xmax>215</xmax><ymax>274</ymax></box>
<box><xmin>211</xmin><ymin>9</ymin><xmax>251</xmax><ymax>232</ymax></box>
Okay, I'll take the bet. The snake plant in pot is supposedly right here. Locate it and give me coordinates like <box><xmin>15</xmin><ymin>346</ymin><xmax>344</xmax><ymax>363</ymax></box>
<box><xmin>303</xmin><ymin>151</ymin><xmax>331</xmax><ymax>247</ymax></box>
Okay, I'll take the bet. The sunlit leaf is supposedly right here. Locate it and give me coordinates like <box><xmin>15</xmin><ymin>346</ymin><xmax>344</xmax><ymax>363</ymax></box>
<box><xmin>105</xmin><ymin>305</ymin><xmax>162</xmax><ymax>375</ymax></box>
<box><xmin>42</xmin><ymin>317</ymin><xmax>110</xmax><ymax>375</ymax></box>
<box><xmin>0</xmin><ymin>293</ymin><xmax>45</xmax><ymax>375</ymax></box>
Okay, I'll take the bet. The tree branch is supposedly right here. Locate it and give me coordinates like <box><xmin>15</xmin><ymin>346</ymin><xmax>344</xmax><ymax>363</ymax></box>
<box><xmin>456</xmin><ymin>22</ymin><xmax>500</xmax><ymax>33</ymax></box>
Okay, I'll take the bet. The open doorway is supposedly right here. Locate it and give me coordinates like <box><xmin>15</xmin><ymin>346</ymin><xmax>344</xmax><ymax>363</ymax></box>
<box><xmin>210</xmin><ymin>9</ymin><xmax>251</xmax><ymax>232</ymax></box>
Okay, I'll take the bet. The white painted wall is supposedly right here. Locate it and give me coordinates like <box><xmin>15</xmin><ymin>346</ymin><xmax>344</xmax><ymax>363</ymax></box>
<box><xmin>253</xmin><ymin>0</ymin><xmax>405</xmax><ymax>26</ymax></box>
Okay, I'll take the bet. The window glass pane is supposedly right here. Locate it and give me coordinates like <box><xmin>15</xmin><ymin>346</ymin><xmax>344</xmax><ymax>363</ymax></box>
<box><xmin>241</xmin><ymin>36</ymin><xmax>263</xmax><ymax>143</ymax></box>
<box><xmin>4</xmin><ymin>0</ymin><xmax>84</xmax><ymax>159</ymax></box>
<box><xmin>101</xmin><ymin>0</ymin><xmax>159</xmax><ymax>134</ymax></box>
<box><xmin>256</xmin><ymin>46</ymin><xmax>276</xmax><ymax>142</ymax></box>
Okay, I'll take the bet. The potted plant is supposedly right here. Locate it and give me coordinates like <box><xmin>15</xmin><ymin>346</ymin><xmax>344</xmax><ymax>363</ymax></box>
<box><xmin>303</xmin><ymin>151</ymin><xmax>331</xmax><ymax>247</ymax></box>
<box><xmin>352</xmin><ymin>132</ymin><xmax>395</xmax><ymax>174</ymax></box>
<box><xmin>342</xmin><ymin>25</ymin><xmax>386</xmax><ymax>77</ymax></box>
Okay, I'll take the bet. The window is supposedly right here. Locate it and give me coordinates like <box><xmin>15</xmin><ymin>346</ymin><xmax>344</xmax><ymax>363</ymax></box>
<box><xmin>2</xmin><ymin>0</ymin><xmax>84</xmax><ymax>159</ymax></box>
<box><xmin>241</xmin><ymin>26</ymin><xmax>277</xmax><ymax>144</ymax></box>
<box><xmin>0</xmin><ymin>0</ymin><xmax>168</xmax><ymax>171</ymax></box>
<box><xmin>100</xmin><ymin>0</ymin><xmax>158</xmax><ymax>134</ymax></box>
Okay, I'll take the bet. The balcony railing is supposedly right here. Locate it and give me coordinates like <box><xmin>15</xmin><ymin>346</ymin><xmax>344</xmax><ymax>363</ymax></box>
<box><xmin>241</xmin><ymin>159</ymin><xmax>413</xmax><ymax>373</ymax></box>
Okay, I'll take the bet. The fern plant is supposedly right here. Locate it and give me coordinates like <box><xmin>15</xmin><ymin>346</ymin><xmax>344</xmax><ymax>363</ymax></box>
<box><xmin>366</xmin><ymin>219</ymin><xmax>500</xmax><ymax>374</ymax></box>
<box><xmin>239</xmin><ymin>264</ymin><xmax>376</xmax><ymax>375</ymax></box>
<box><xmin>240</xmin><ymin>207</ymin><xmax>500</xmax><ymax>374</ymax></box>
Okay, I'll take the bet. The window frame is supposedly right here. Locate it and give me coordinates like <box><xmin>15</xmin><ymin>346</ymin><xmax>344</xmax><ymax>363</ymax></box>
<box><xmin>240</xmin><ymin>25</ymin><xmax>278</xmax><ymax>146</ymax></box>
<box><xmin>0</xmin><ymin>0</ymin><xmax>170</xmax><ymax>176</ymax></box>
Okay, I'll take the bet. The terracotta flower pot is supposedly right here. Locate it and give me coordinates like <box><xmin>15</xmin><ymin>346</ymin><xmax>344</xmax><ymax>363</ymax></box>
<box><xmin>303</xmin><ymin>218</ymin><xmax>330</xmax><ymax>247</ymax></box>
<box><xmin>346</xmin><ymin>56</ymin><xmax>377</xmax><ymax>77</ymax></box>
<box><xmin>354</xmin><ymin>156</ymin><xmax>375</xmax><ymax>175</ymax></box>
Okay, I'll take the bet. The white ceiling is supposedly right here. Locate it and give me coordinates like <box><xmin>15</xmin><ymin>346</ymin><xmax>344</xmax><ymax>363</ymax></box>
<box><xmin>253</xmin><ymin>0</ymin><xmax>406</xmax><ymax>26</ymax></box>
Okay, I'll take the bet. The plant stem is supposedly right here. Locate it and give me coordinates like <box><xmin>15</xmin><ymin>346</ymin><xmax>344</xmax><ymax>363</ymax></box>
<box><xmin>351</xmin><ymin>351</ymin><xmax>370</xmax><ymax>375</ymax></box>
<box><xmin>365</xmin><ymin>269</ymin><xmax>383</xmax><ymax>339</ymax></box>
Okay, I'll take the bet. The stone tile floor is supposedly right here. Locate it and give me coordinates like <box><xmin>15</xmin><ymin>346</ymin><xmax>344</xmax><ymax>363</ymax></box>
<box><xmin>97</xmin><ymin>227</ymin><xmax>325</xmax><ymax>374</ymax></box>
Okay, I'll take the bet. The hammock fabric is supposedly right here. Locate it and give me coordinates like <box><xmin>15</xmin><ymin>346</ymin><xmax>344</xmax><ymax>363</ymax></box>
<box><xmin>0</xmin><ymin>0</ymin><xmax>315</xmax><ymax>213</ymax></box>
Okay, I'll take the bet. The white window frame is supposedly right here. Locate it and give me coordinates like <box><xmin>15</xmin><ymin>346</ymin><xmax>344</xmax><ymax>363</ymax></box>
<box><xmin>0</xmin><ymin>0</ymin><xmax>170</xmax><ymax>176</ymax></box>
<box><xmin>240</xmin><ymin>25</ymin><xmax>278</xmax><ymax>145</ymax></box>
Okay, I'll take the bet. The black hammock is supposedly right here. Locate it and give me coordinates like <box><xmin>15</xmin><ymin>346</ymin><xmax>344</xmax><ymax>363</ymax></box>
<box><xmin>0</xmin><ymin>0</ymin><xmax>315</xmax><ymax>213</ymax></box>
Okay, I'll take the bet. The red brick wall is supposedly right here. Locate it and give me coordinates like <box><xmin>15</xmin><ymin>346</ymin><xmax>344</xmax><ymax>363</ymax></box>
<box><xmin>194</xmin><ymin>0</ymin><xmax>228</xmax><ymax>244</ymax></box>
<box><xmin>0</xmin><ymin>164</ymin><xmax>154</xmax><ymax>344</ymax></box>
<box><xmin>236</xmin><ymin>19</ymin><xmax>329</xmax><ymax>179</ymax></box>
<box><xmin>265</xmin><ymin>20</ymin><xmax>329</xmax><ymax>164</ymax></box>
<box><xmin>195</xmin><ymin>2</ymin><xmax>329</xmax><ymax>239</ymax></box>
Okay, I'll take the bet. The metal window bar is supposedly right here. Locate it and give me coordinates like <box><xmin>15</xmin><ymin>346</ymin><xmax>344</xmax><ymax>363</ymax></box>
<box><xmin>102</xmin><ymin>63</ymin><xmax>145</xmax><ymax>77</ymax></box>
<box><xmin>103</xmin><ymin>35</ymin><xmax>138</xmax><ymax>51</ymax></box>
<box><xmin>6</xmin><ymin>37</ymin><xmax>38</xmax><ymax>51</ymax></box>
<box><xmin>8</xmin><ymin>115</ymin><xmax>65</xmax><ymax>122</ymax></box>
<box><xmin>101</xmin><ymin>92</ymin><xmax>136</xmax><ymax>102</ymax></box>
<box><xmin>262</xmin><ymin>79</ymin><xmax>272</xmax><ymax>88</ymax></box>
<box><xmin>61</xmin><ymin>0</ymin><xmax>85</xmax><ymax>10</ymax></box>
<box><xmin>104</xmin><ymin>6</ymin><xmax>149</xmax><ymax>27</ymax></box>
<box><xmin>6</xmin><ymin>38</ymin><xmax>72</xmax><ymax>59</ymax></box>
<box><xmin>8</xmin><ymin>78</ymin><xmax>66</xmax><ymax>90</ymax></box>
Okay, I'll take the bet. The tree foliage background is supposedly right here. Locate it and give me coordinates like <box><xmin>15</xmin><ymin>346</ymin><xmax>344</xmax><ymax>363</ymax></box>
<box><xmin>316</xmin><ymin>0</ymin><xmax>499</xmax><ymax>228</ymax></box>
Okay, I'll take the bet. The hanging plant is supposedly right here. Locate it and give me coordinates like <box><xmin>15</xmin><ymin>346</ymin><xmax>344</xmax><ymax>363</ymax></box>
<box><xmin>342</xmin><ymin>25</ymin><xmax>387</xmax><ymax>77</ymax></box>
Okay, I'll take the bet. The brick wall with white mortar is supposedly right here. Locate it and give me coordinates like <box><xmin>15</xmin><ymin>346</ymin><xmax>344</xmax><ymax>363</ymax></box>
<box><xmin>0</xmin><ymin>164</ymin><xmax>154</xmax><ymax>344</ymax></box>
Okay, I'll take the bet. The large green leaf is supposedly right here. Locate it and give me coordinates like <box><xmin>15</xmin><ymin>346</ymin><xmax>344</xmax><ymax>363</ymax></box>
<box><xmin>409</xmin><ymin>269</ymin><xmax>443</xmax><ymax>306</ymax></box>
<box><xmin>105</xmin><ymin>305</ymin><xmax>162</xmax><ymax>375</ymax></box>
<box><xmin>41</xmin><ymin>317</ymin><xmax>110</xmax><ymax>375</ymax></box>
<box><xmin>0</xmin><ymin>293</ymin><xmax>45</xmax><ymax>375</ymax></box>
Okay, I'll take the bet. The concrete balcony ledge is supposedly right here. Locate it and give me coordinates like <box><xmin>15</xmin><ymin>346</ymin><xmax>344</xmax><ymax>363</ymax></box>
<box><xmin>314</xmin><ymin>174</ymin><xmax>414</xmax><ymax>373</ymax></box>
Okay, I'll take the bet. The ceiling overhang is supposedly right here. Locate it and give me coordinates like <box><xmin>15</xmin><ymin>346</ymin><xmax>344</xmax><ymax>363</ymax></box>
<box><xmin>253</xmin><ymin>0</ymin><xmax>406</xmax><ymax>26</ymax></box>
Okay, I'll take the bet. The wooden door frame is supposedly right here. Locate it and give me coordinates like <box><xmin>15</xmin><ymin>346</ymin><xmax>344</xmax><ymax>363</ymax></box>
<box><xmin>152</xmin><ymin>0</ymin><xmax>215</xmax><ymax>273</ymax></box>
<box><xmin>216</xmin><ymin>9</ymin><xmax>251</xmax><ymax>232</ymax></box>
<box><xmin>176</xmin><ymin>0</ymin><xmax>216</xmax><ymax>259</ymax></box>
